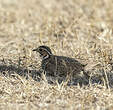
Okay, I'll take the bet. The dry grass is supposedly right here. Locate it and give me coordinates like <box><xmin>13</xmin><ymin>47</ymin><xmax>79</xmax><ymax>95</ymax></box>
<box><xmin>0</xmin><ymin>0</ymin><xmax>113</xmax><ymax>109</ymax></box>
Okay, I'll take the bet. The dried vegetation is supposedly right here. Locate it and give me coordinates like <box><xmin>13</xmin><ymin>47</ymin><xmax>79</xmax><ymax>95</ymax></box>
<box><xmin>0</xmin><ymin>0</ymin><xmax>113</xmax><ymax>109</ymax></box>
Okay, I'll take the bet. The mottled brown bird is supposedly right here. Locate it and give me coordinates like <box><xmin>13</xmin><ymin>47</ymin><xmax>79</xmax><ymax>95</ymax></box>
<box><xmin>33</xmin><ymin>45</ymin><xmax>89</xmax><ymax>84</ymax></box>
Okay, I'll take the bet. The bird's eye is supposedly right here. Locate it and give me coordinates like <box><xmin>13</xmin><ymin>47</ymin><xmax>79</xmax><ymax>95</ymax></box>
<box><xmin>39</xmin><ymin>49</ymin><xmax>42</xmax><ymax>51</ymax></box>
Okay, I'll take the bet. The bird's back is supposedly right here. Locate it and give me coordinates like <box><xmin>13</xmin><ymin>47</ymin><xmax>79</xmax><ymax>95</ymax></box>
<box><xmin>41</xmin><ymin>55</ymin><xmax>85</xmax><ymax>78</ymax></box>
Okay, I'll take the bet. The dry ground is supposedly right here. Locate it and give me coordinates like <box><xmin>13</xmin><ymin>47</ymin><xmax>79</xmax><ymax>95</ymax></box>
<box><xmin>0</xmin><ymin>0</ymin><xmax>113</xmax><ymax>109</ymax></box>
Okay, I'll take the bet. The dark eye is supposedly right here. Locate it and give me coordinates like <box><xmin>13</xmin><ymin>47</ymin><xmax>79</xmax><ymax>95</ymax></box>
<box><xmin>39</xmin><ymin>49</ymin><xmax>42</xmax><ymax>51</ymax></box>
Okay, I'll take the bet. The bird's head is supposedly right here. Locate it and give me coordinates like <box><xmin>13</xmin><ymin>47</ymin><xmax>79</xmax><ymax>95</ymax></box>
<box><xmin>33</xmin><ymin>45</ymin><xmax>52</xmax><ymax>60</ymax></box>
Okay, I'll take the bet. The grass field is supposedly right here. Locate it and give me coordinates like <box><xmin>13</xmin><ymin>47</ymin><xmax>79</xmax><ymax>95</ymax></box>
<box><xmin>0</xmin><ymin>0</ymin><xmax>113</xmax><ymax>109</ymax></box>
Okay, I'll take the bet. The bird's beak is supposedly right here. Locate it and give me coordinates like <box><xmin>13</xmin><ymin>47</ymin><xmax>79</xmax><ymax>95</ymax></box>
<box><xmin>32</xmin><ymin>48</ymin><xmax>37</xmax><ymax>51</ymax></box>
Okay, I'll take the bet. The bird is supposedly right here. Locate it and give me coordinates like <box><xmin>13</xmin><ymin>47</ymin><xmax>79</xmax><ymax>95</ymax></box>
<box><xmin>33</xmin><ymin>45</ymin><xmax>89</xmax><ymax>84</ymax></box>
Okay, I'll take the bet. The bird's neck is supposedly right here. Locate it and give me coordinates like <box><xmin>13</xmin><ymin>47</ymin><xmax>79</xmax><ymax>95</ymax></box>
<box><xmin>42</xmin><ymin>54</ymin><xmax>51</xmax><ymax>60</ymax></box>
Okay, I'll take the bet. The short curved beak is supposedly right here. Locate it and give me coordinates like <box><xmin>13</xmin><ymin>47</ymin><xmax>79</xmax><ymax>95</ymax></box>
<box><xmin>32</xmin><ymin>48</ymin><xmax>37</xmax><ymax>51</ymax></box>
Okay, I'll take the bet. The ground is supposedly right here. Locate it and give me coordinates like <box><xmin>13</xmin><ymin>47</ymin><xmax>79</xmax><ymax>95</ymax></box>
<box><xmin>0</xmin><ymin>0</ymin><xmax>113</xmax><ymax>109</ymax></box>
